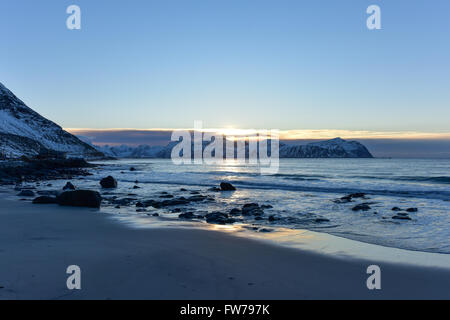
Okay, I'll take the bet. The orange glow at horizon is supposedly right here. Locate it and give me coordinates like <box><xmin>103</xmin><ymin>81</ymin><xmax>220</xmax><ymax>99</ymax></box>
<box><xmin>65</xmin><ymin>128</ymin><xmax>450</xmax><ymax>140</ymax></box>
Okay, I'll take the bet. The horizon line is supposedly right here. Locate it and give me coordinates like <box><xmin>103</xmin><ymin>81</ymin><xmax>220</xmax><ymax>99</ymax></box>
<box><xmin>66</xmin><ymin>128</ymin><xmax>450</xmax><ymax>141</ymax></box>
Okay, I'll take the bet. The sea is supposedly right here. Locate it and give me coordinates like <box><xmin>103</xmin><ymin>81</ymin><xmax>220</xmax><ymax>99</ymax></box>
<box><xmin>46</xmin><ymin>158</ymin><xmax>450</xmax><ymax>254</ymax></box>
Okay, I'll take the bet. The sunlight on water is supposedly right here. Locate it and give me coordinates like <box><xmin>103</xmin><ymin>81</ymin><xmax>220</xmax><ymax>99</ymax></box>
<box><xmin>52</xmin><ymin>158</ymin><xmax>450</xmax><ymax>254</ymax></box>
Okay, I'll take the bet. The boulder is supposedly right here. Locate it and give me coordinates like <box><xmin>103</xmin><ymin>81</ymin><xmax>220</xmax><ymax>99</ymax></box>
<box><xmin>17</xmin><ymin>190</ymin><xmax>35</xmax><ymax>197</ymax></box>
<box><xmin>229</xmin><ymin>208</ymin><xmax>241</xmax><ymax>215</ymax></box>
<box><xmin>32</xmin><ymin>196</ymin><xmax>58</xmax><ymax>204</ymax></box>
<box><xmin>100</xmin><ymin>176</ymin><xmax>117</xmax><ymax>188</ymax></box>
<box><xmin>63</xmin><ymin>182</ymin><xmax>76</xmax><ymax>190</ymax></box>
<box><xmin>220</xmin><ymin>182</ymin><xmax>236</xmax><ymax>191</ymax></box>
<box><xmin>406</xmin><ymin>208</ymin><xmax>418</xmax><ymax>213</ymax></box>
<box><xmin>205</xmin><ymin>212</ymin><xmax>235</xmax><ymax>224</ymax></box>
<box><xmin>179</xmin><ymin>212</ymin><xmax>196</xmax><ymax>219</ymax></box>
<box><xmin>242</xmin><ymin>203</ymin><xmax>261</xmax><ymax>215</ymax></box>
<box><xmin>57</xmin><ymin>190</ymin><xmax>102</xmax><ymax>208</ymax></box>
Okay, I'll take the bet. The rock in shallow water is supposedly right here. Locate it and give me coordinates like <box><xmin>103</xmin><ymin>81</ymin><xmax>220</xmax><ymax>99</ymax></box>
<box><xmin>241</xmin><ymin>203</ymin><xmax>260</xmax><ymax>215</ymax></box>
<box><xmin>220</xmin><ymin>182</ymin><xmax>236</xmax><ymax>191</ymax></box>
<box><xmin>100</xmin><ymin>176</ymin><xmax>117</xmax><ymax>189</ymax></box>
<box><xmin>57</xmin><ymin>190</ymin><xmax>102</xmax><ymax>208</ymax></box>
<box><xmin>352</xmin><ymin>203</ymin><xmax>371</xmax><ymax>211</ymax></box>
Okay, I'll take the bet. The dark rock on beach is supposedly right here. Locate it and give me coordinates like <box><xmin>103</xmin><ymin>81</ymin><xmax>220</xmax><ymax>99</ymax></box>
<box><xmin>406</xmin><ymin>208</ymin><xmax>418</xmax><ymax>213</ymax></box>
<box><xmin>32</xmin><ymin>196</ymin><xmax>58</xmax><ymax>204</ymax></box>
<box><xmin>143</xmin><ymin>194</ymin><xmax>210</xmax><ymax>208</ymax></box>
<box><xmin>63</xmin><ymin>182</ymin><xmax>76</xmax><ymax>190</ymax></box>
<box><xmin>392</xmin><ymin>207</ymin><xmax>402</xmax><ymax>211</ymax></box>
<box><xmin>242</xmin><ymin>203</ymin><xmax>263</xmax><ymax>216</ymax></box>
<box><xmin>205</xmin><ymin>212</ymin><xmax>236</xmax><ymax>225</ymax></box>
<box><xmin>229</xmin><ymin>208</ymin><xmax>241</xmax><ymax>215</ymax></box>
<box><xmin>220</xmin><ymin>182</ymin><xmax>236</xmax><ymax>191</ymax></box>
<box><xmin>57</xmin><ymin>190</ymin><xmax>102</xmax><ymax>208</ymax></box>
<box><xmin>100</xmin><ymin>176</ymin><xmax>117</xmax><ymax>188</ymax></box>
<box><xmin>17</xmin><ymin>190</ymin><xmax>35</xmax><ymax>197</ymax></box>
<box><xmin>179</xmin><ymin>212</ymin><xmax>197</xmax><ymax>220</ymax></box>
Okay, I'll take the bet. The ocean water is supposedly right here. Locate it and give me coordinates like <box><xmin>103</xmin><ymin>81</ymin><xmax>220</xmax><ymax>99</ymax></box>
<box><xmin>69</xmin><ymin>158</ymin><xmax>449</xmax><ymax>254</ymax></box>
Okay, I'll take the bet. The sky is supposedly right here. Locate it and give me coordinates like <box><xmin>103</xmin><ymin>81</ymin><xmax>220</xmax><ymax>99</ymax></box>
<box><xmin>1</xmin><ymin>0</ymin><xmax>450</xmax><ymax>156</ymax></box>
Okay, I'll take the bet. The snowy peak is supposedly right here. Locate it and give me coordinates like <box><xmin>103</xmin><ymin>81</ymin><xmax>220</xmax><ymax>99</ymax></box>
<box><xmin>0</xmin><ymin>82</ymin><xmax>104</xmax><ymax>159</ymax></box>
<box><xmin>97</xmin><ymin>137</ymin><xmax>373</xmax><ymax>159</ymax></box>
<box><xmin>280</xmin><ymin>138</ymin><xmax>373</xmax><ymax>158</ymax></box>
<box><xmin>96</xmin><ymin>144</ymin><xmax>167</xmax><ymax>158</ymax></box>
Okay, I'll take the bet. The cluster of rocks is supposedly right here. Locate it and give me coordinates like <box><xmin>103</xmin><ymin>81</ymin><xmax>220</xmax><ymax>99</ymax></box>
<box><xmin>334</xmin><ymin>193</ymin><xmax>418</xmax><ymax>222</ymax></box>
<box><xmin>333</xmin><ymin>193</ymin><xmax>367</xmax><ymax>203</ymax></box>
<box><xmin>15</xmin><ymin>176</ymin><xmax>340</xmax><ymax>231</ymax></box>
<box><xmin>24</xmin><ymin>174</ymin><xmax>118</xmax><ymax>209</ymax></box>
<box><xmin>390</xmin><ymin>207</ymin><xmax>417</xmax><ymax>221</ymax></box>
<box><xmin>31</xmin><ymin>189</ymin><xmax>101</xmax><ymax>208</ymax></box>
<box><xmin>0</xmin><ymin>159</ymin><xmax>94</xmax><ymax>185</ymax></box>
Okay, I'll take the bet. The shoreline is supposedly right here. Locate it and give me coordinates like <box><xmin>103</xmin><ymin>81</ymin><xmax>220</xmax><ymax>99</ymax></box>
<box><xmin>1</xmin><ymin>192</ymin><xmax>450</xmax><ymax>299</ymax></box>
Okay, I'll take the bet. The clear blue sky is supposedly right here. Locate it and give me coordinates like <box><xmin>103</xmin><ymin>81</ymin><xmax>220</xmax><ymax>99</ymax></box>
<box><xmin>1</xmin><ymin>0</ymin><xmax>449</xmax><ymax>133</ymax></box>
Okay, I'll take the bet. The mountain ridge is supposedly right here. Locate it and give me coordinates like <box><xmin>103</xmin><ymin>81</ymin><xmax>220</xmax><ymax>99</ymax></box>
<box><xmin>0</xmin><ymin>83</ymin><xmax>104</xmax><ymax>159</ymax></box>
<box><xmin>96</xmin><ymin>137</ymin><xmax>374</xmax><ymax>159</ymax></box>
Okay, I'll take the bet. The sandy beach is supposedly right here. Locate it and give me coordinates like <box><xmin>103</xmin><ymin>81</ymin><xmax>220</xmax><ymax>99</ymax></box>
<box><xmin>1</xmin><ymin>190</ymin><xmax>449</xmax><ymax>300</ymax></box>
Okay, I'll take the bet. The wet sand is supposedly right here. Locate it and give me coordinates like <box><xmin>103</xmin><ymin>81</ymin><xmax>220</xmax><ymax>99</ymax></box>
<box><xmin>1</xmin><ymin>194</ymin><xmax>449</xmax><ymax>299</ymax></box>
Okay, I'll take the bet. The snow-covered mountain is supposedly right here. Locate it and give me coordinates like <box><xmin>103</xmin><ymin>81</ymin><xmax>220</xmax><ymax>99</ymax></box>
<box><xmin>96</xmin><ymin>144</ymin><xmax>167</xmax><ymax>158</ymax></box>
<box><xmin>97</xmin><ymin>138</ymin><xmax>373</xmax><ymax>159</ymax></box>
<box><xmin>279</xmin><ymin>138</ymin><xmax>373</xmax><ymax>158</ymax></box>
<box><xmin>0</xmin><ymin>82</ymin><xmax>104</xmax><ymax>159</ymax></box>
